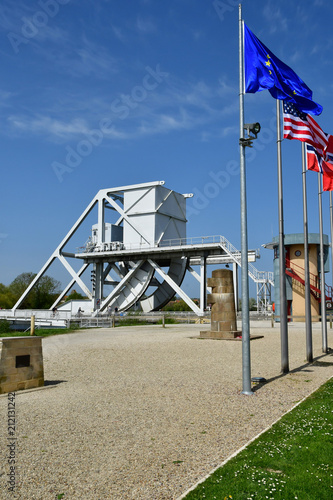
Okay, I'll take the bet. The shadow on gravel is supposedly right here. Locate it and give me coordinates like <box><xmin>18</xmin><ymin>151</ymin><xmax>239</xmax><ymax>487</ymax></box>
<box><xmin>252</xmin><ymin>348</ymin><xmax>333</xmax><ymax>393</ymax></box>
<box><xmin>44</xmin><ymin>380</ymin><xmax>67</xmax><ymax>387</ymax></box>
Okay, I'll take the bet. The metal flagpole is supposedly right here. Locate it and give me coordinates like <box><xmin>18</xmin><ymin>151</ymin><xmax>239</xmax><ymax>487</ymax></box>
<box><xmin>330</xmin><ymin>191</ymin><xmax>333</xmax><ymax>301</ymax></box>
<box><xmin>318</xmin><ymin>172</ymin><xmax>328</xmax><ymax>353</ymax></box>
<box><xmin>301</xmin><ymin>142</ymin><xmax>313</xmax><ymax>362</ymax></box>
<box><xmin>239</xmin><ymin>4</ymin><xmax>252</xmax><ymax>395</ymax></box>
<box><xmin>276</xmin><ymin>100</ymin><xmax>289</xmax><ymax>373</ymax></box>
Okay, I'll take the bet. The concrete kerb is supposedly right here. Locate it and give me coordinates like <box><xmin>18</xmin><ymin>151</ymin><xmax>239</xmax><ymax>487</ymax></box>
<box><xmin>0</xmin><ymin>384</ymin><xmax>57</xmax><ymax>398</ymax></box>
<box><xmin>176</xmin><ymin>375</ymin><xmax>333</xmax><ymax>499</ymax></box>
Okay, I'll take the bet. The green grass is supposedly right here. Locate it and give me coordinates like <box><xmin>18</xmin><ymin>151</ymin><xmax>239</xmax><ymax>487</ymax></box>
<box><xmin>116</xmin><ymin>316</ymin><xmax>179</xmax><ymax>326</ymax></box>
<box><xmin>157</xmin><ymin>316</ymin><xmax>178</xmax><ymax>324</ymax></box>
<box><xmin>2</xmin><ymin>324</ymin><xmax>81</xmax><ymax>337</ymax></box>
<box><xmin>184</xmin><ymin>377</ymin><xmax>333</xmax><ymax>500</ymax></box>
<box><xmin>2</xmin><ymin>316</ymin><xmax>179</xmax><ymax>334</ymax></box>
<box><xmin>116</xmin><ymin>318</ymin><xmax>154</xmax><ymax>326</ymax></box>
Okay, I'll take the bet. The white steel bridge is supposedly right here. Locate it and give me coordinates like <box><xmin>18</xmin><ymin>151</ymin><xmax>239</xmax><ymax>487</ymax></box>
<box><xmin>4</xmin><ymin>182</ymin><xmax>273</xmax><ymax>321</ymax></box>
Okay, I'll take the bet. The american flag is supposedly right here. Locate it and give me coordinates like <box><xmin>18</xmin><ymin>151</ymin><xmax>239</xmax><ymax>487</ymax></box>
<box><xmin>283</xmin><ymin>101</ymin><xmax>328</xmax><ymax>156</ymax></box>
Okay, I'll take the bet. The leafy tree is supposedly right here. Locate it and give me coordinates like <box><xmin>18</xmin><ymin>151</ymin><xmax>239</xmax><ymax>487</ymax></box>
<box><xmin>8</xmin><ymin>272</ymin><xmax>61</xmax><ymax>309</ymax></box>
<box><xmin>64</xmin><ymin>289</ymin><xmax>86</xmax><ymax>301</ymax></box>
<box><xmin>0</xmin><ymin>287</ymin><xmax>16</xmax><ymax>309</ymax></box>
<box><xmin>238</xmin><ymin>298</ymin><xmax>257</xmax><ymax>311</ymax></box>
<box><xmin>162</xmin><ymin>298</ymin><xmax>199</xmax><ymax>311</ymax></box>
<box><xmin>249</xmin><ymin>298</ymin><xmax>257</xmax><ymax>311</ymax></box>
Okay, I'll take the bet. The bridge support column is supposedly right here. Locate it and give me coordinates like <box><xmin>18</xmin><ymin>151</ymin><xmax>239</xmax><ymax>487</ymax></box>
<box><xmin>200</xmin><ymin>256</ymin><xmax>207</xmax><ymax>313</ymax></box>
<box><xmin>233</xmin><ymin>262</ymin><xmax>239</xmax><ymax>312</ymax></box>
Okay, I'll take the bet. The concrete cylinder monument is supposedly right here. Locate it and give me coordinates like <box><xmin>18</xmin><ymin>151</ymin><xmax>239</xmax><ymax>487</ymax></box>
<box><xmin>200</xmin><ymin>269</ymin><xmax>241</xmax><ymax>339</ymax></box>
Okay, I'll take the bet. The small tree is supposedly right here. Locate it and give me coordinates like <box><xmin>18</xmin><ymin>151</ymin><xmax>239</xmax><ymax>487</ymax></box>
<box><xmin>0</xmin><ymin>283</ymin><xmax>16</xmax><ymax>309</ymax></box>
<box><xmin>64</xmin><ymin>289</ymin><xmax>86</xmax><ymax>301</ymax></box>
<box><xmin>162</xmin><ymin>298</ymin><xmax>199</xmax><ymax>311</ymax></box>
<box><xmin>238</xmin><ymin>298</ymin><xmax>257</xmax><ymax>312</ymax></box>
<box><xmin>8</xmin><ymin>272</ymin><xmax>61</xmax><ymax>309</ymax></box>
<box><xmin>249</xmin><ymin>298</ymin><xmax>257</xmax><ymax>311</ymax></box>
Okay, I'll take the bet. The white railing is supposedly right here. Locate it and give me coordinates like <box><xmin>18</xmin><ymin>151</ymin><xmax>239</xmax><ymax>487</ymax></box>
<box><xmin>218</xmin><ymin>236</ymin><xmax>273</xmax><ymax>285</ymax></box>
<box><xmin>77</xmin><ymin>234</ymin><xmax>251</xmax><ymax>252</ymax></box>
<box><xmin>77</xmin><ymin>235</ymin><xmax>231</xmax><ymax>253</ymax></box>
<box><xmin>0</xmin><ymin>309</ymin><xmax>71</xmax><ymax>321</ymax></box>
<box><xmin>74</xmin><ymin>234</ymin><xmax>273</xmax><ymax>286</ymax></box>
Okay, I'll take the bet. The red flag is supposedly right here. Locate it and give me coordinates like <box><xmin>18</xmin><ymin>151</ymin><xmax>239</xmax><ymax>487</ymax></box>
<box><xmin>283</xmin><ymin>101</ymin><xmax>328</xmax><ymax>156</ymax></box>
<box><xmin>322</xmin><ymin>162</ymin><xmax>333</xmax><ymax>191</ymax></box>
<box><xmin>306</xmin><ymin>135</ymin><xmax>333</xmax><ymax>191</ymax></box>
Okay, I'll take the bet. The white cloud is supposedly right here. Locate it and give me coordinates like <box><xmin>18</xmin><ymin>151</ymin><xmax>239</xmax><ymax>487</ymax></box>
<box><xmin>136</xmin><ymin>16</ymin><xmax>157</xmax><ymax>34</ymax></box>
<box><xmin>0</xmin><ymin>1</ymin><xmax>31</xmax><ymax>33</ymax></box>
<box><xmin>8</xmin><ymin>115</ymin><xmax>91</xmax><ymax>139</ymax></box>
<box><xmin>5</xmin><ymin>74</ymin><xmax>238</xmax><ymax>143</ymax></box>
<box><xmin>200</xmin><ymin>131</ymin><xmax>211</xmax><ymax>142</ymax></box>
<box><xmin>138</xmin><ymin>108</ymin><xmax>193</xmax><ymax>136</ymax></box>
<box><xmin>0</xmin><ymin>89</ymin><xmax>13</xmax><ymax>107</ymax></box>
<box><xmin>0</xmin><ymin>1</ymin><xmax>71</xmax><ymax>45</ymax></box>
<box><xmin>35</xmin><ymin>35</ymin><xmax>119</xmax><ymax>78</ymax></box>
<box><xmin>192</xmin><ymin>30</ymin><xmax>204</xmax><ymax>41</ymax></box>
<box><xmin>112</xmin><ymin>25</ymin><xmax>127</xmax><ymax>43</ymax></box>
<box><xmin>34</xmin><ymin>25</ymin><xmax>70</xmax><ymax>45</ymax></box>
<box><xmin>220</xmin><ymin>125</ymin><xmax>238</xmax><ymax>138</ymax></box>
<box><xmin>262</xmin><ymin>4</ymin><xmax>288</xmax><ymax>33</ymax></box>
<box><xmin>102</xmin><ymin>126</ymin><xmax>129</xmax><ymax>140</ymax></box>
<box><xmin>217</xmin><ymin>78</ymin><xmax>237</xmax><ymax>97</ymax></box>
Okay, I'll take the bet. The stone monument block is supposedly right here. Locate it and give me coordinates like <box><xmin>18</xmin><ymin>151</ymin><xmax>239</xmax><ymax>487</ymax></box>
<box><xmin>0</xmin><ymin>337</ymin><xmax>44</xmax><ymax>394</ymax></box>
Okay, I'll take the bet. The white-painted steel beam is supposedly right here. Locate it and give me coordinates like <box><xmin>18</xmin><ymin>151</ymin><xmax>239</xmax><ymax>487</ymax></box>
<box><xmin>50</xmin><ymin>263</ymin><xmax>90</xmax><ymax>310</ymax></box>
<box><xmin>12</xmin><ymin>256</ymin><xmax>56</xmax><ymax>312</ymax></box>
<box><xmin>187</xmin><ymin>265</ymin><xmax>211</xmax><ymax>293</ymax></box>
<box><xmin>97</xmin><ymin>197</ymin><xmax>105</xmax><ymax>244</ymax></box>
<box><xmin>58</xmin><ymin>255</ymin><xmax>92</xmax><ymax>299</ymax></box>
<box><xmin>233</xmin><ymin>263</ymin><xmax>239</xmax><ymax>312</ymax></box>
<box><xmin>147</xmin><ymin>259</ymin><xmax>201</xmax><ymax>315</ymax></box>
<box><xmin>199</xmin><ymin>256</ymin><xmax>207</xmax><ymax>313</ymax></box>
<box><xmin>105</xmin><ymin>194</ymin><xmax>152</xmax><ymax>245</ymax></box>
<box><xmin>94</xmin><ymin>260</ymin><xmax>143</xmax><ymax>314</ymax></box>
<box><xmin>12</xmin><ymin>194</ymin><xmax>98</xmax><ymax>311</ymax></box>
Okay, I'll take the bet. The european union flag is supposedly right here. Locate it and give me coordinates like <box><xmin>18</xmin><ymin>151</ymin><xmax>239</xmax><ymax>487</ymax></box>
<box><xmin>244</xmin><ymin>24</ymin><xmax>322</xmax><ymax>116</ymax></box>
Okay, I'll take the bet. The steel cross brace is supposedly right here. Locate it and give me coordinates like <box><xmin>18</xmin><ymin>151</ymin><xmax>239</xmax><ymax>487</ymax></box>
<box><xmin>93</xmin><ymin>260</ymin><xmax>144</xmax><ymax>315</ymax></box>
<box><xmin>147</xmin><ymin>259</ymin><xmax>201</xmax><ymax>315</ymax></box>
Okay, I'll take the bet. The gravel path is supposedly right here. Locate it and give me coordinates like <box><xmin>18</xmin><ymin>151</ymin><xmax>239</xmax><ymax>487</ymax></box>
<box><xmin>1</xmin><ymin>323</ymin><xmax>332</xmax><ymax>499</ymax></box>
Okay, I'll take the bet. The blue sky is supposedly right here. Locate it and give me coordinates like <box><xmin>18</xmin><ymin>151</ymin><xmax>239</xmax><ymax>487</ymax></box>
<box><xmin>1</xmin><ymin>0</ymin><xmax>333</xmax><ymax>299</ymax></box>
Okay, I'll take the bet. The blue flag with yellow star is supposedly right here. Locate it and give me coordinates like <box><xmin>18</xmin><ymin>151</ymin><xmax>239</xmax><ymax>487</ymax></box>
<box><xmin>244</xmin><ymin>24</ymin><xmax>322</xmax><ymax>116</ymax></box>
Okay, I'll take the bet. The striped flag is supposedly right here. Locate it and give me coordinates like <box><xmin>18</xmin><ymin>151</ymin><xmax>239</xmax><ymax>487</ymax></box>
<box><xmin>307</xmin><ymin>144</ymin><xmax>323</xmax><ymax>173</ymax></box>
<box><xmin>306</xmin><ymin>136</ymin><xmax>333</xmax><ymax>191</ymax></box>
<box><xmin>283</xmin><ymin>101</ymin><xmax>328</xmax><ymax>156</ymax></box>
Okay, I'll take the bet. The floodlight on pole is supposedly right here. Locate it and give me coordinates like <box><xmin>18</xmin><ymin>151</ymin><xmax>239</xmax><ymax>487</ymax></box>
<box><xmin>239</xmin><ymin>122</ymin><xmax>261</xmax><ymax>147</ymax></box>
<box><xmin>244</xmin><ymin>122</ymin><xmax>261</xmax><ymax>137</ymax></box>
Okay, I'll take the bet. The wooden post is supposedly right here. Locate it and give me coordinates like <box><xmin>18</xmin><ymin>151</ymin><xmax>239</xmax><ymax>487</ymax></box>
<box><xmin>162</xmin><ymin>315</ymin><xmax>165</xmax><ymax>328</ymax></box>
<box><xmin>271</xmin><ymin>314</ymin><xmax>274</xmax><ymax>328</ymax></box>
<box><xmin>30</xmin><ymin>315</ymin><xmax>35</xmax><ymax>336</ymax></box>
